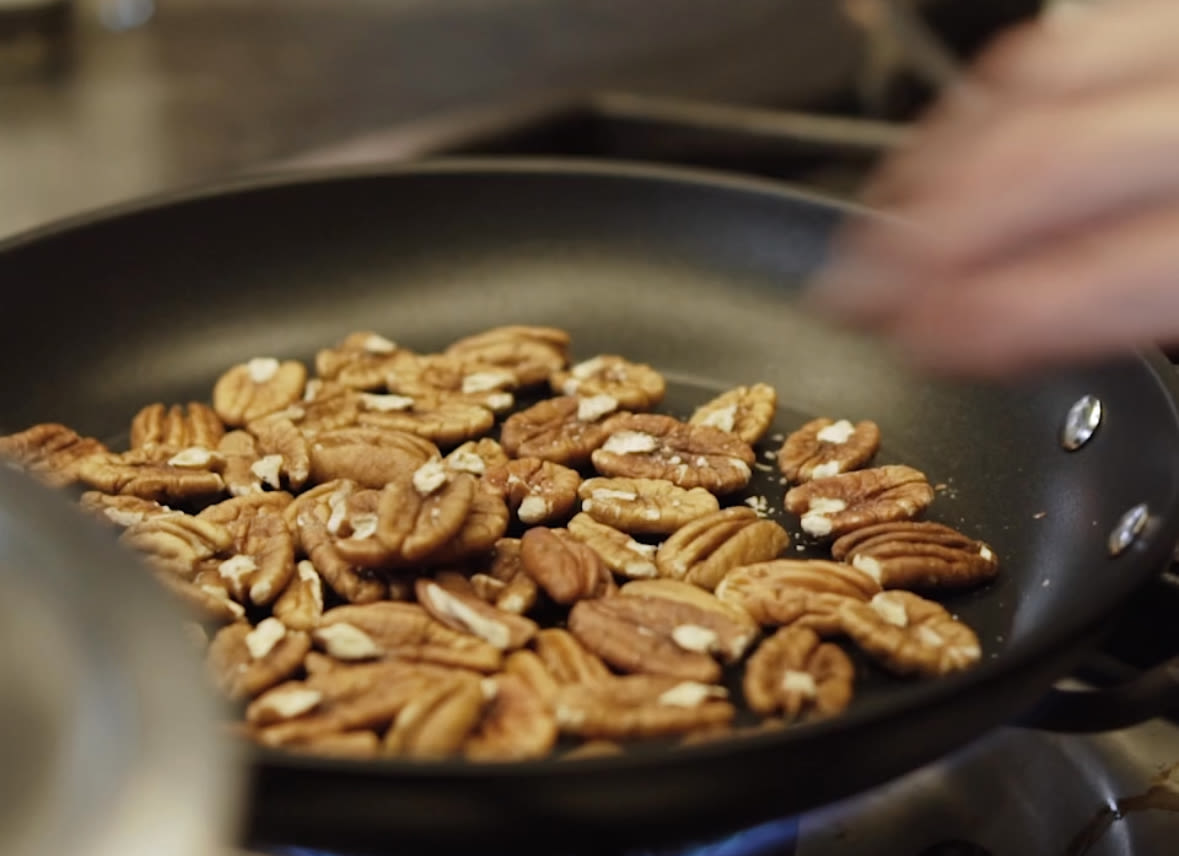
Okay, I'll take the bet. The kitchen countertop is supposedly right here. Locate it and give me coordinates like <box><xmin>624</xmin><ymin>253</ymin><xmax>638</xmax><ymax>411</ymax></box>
<box><xmin>0</xmin><ymin>0</ymin><xmax>861</xmax><ymax>239</ymax></box>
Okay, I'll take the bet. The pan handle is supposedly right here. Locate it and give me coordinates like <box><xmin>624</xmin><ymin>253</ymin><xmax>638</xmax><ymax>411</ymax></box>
<box><xmin>1018</xmin><ymin>656</ymin><xmax>1179</xmax><ymax>732</ymax></box>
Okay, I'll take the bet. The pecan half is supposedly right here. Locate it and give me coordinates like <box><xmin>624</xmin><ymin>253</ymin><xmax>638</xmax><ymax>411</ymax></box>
<box><xmin>655</xmin><ymin>507</ymin><xmax>790</xmax><ymax>590</ymax></box>
<box><xmin>465</xmin><ymin>673</ymin><xmax>558</xmax><ymax>762</ymax></box>
<box><xmin>533</xmin><ymin>628</ymin><xmax>613</xmax><ymax>686</ymax></box>
<box><xmin>198</xmin><ymin>493</ymin><xmax>296</xmax><ymax>605</ymax></box>
<box><xmin>484</xmin><ymin>457</ymin><xmax>581</xmax><ymax>526</ymax></box>
<box><xmin>247</xmin><ymin>415</ymin><xmax>311</xmax><ymax>490</ymax></box>
<box><xmin>618</xmin><ymin>579</ymin><xmax>758</xmax><ymax>644</ymax></box>
<box><xmin>415</xmin><ymin>580</ymin><xmax>538</xmax><ymax>651</ymax></box>
<box><xmin>444</xmin><ymin>325</ymin><xmax>570</xmax><ymax>387</ymax></box>
<box><xmin>554</xmin><ymin>675</ymin><xmax>733</xmax><ymax>740</ymax></box>
<box><xmin>289</xmin><ymin>480</ymin><xmax>389</xmax><ymax>603</ymax></box>
<box><xmin>829</xmin><ymin>521</ymin><xmax>1000</xmax><ymax>590</ymax></box>
<box><xmin>591</xmin><ymin>413</ymin><xmax>754</xmax><ymax>495</ymax></box>
<box><xmin>743</xmin><ymin>626</ymin><xmax>855</xmax><ymax>720</ymax></box>
<box><xmin>551</xmin><ymin>355</ymin><xmax>666</xmax><ymax>410</ymax></box>
<box><xmin>289</xmin><ymin>731</ymin><xmax>381</xmax><ymax>759</ymax></box>
<box><xmin>784</xmin><ymin>465</ymin><xmax>935</xmax><ymax>540</ymax></box>
<box><xmin>565</xmin><ymin>512</ymin><xmax>658</xmax><ymax>580</ymax></box>
<box><xmin>249</xmin><ymin>660</ymin><xmax>443</xmax><ymax>746</ymax></box>
<box><xmin>425</xmin><ymin>484</ymin><xmax>511</xmax><ymax>566</ymax></box>
<box><xmin>385</xmin><ymin>671</ymin><xmax>487</xmax><ymax>759</ymax></box>
<box><xmin>217</xmin><ymin>430</ymin><xmax>266</xmax><ymax>496</ymax></box>
<box><xmin>131</xmin><ymin>402</ymin><xmax>224</xmax><ymax>455</ymax></box>
<box><xmin>212</xmin><ymin>357</ymin><xmax>307</xmax><ymax>427</ymax></box>
<box><xmin>384</xmin><ymin>353</ymin><xmax>517</xmax><ymax>414</ymax></box>
<box><xmin>714</xmin><ymin>559</ymin><xmax>880</xmax><ymax>635</ymax></box>
<box><xmin>468</xmin><ymin>538</ymin><xmax>539</xmax><ymax>615</ymax></box>
<box><xmin>577</xmin><ymin>477</ymin><xmax>720</xmax><ymax>535</ymax></box>
<box><xmin>314</xmin><ymin>602</ymin><xmax>503</xmax><ymax>673</ymax></box>
<box><xmin>272</xmin><ymin>559</ymin><xmax>325</xmax><ymax>631</ymax></box>
<box><xmin>568</xmin><ymin>597</ymin><xmax>736</xmax><ymax>683</ymax></box>
<box><xmin>295</xmin><ymin>380</ymin><xmax>362</xmax><ymax>432</ymax></box>
<box><xmin>357</xmin><ymin>398</ymin><xmax>495</xmax><ymax>447</ymax></box>
<box><xmin>444</xmin><ymin>438</ymin><xmax>509</xmax><ymax>476</ymax></box>
<box><xmin>120</xmin><ymin>513</ymin><xmax>234</xmax><ymax>578</ymax></box>
<box><xmin>519</xmin><ymin>527</ymin><xmax>615</xmax><ymax>605</ymax></box>
<box><xmin>206</xmin><ymin>618</ymin><xmax>311</xmax><ymax>700</ymax></box>
<box><xmin>499</xmin><ymin>395</ymin><xmax>617</xmax><ymax>465</ymax></box>
<box><xmin>777</xmin><ymin>418</ymin><xmax>882</xmax><ymax>483</ymax></box>
<box><xmin>75</xmin><ymin>450</ymin><xmax>226</xmax><ymax>504</ymax></box>
<box><xmin>688</xmin><ymin>384</ymin><xmax>777</xmax><ymax>445</ymax></box>
<box><xmin>79</xmin><ymin>492</ymin><xmax>174</xmax><ymax>528</ymax></box>
<box><xmin>839</xmin><ymin>591</ymin><xmax>983</xmax><ymax>678</ymax></box>
<box><xmin>314</xmin><ymin>331</ymin><xmax>407</xmax><ymax>390</ymax></box>
<box><xmin>503</xmin><ymin>650</ymin><xmax>561</xmax><ymax>709</ymax></box>
<box><xmin>306</xmin><ymin>426</ymin><xmax>438</xmax><ymax>489</ymax></box>
<box><xmin>0</xmin><ymin>423</ymin><xmax>107</xmax><ymax>488</ymax></box>
<box><xmin>153</xmin><ymin>570</ymin><xmax>246</xmax><ymax>623</ymax></box>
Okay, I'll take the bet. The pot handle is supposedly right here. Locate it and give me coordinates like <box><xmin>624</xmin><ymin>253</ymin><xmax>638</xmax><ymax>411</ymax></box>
<box><xmin>1018</xmin><ymin>655</ymin><xmax>1179</xmax><ymax>732</ymax></box>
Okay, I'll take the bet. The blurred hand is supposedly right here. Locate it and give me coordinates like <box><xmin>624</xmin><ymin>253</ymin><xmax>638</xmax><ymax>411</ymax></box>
<box><xmin>807</xmin><ymin>0</ymin><xmax>1179</xmax><ymax>377</ymax></box>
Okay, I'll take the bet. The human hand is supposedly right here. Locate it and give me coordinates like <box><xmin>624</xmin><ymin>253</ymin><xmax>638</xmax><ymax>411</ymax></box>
<box><xmin>807</xmin><ymin>0</ymin><xmax>1179</xmax><ymax>378</ymax></box>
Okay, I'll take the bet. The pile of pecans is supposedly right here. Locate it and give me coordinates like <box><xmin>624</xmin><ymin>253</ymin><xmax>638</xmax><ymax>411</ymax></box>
<box><xmin>0</xmin><ymin>325</ymin><xmax>1000</xmax><ymax>761</ymax></box>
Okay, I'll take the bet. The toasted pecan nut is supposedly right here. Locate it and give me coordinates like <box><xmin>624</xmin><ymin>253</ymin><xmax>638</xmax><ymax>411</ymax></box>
<box><xmin>0</xmin><ymin>423</ymin><xmax>108</xmax><ymax>488</ymax></box>
<box><xmin>247</xmin><ymin>416</ymin><xmax>311</xmax><ymax>490</ymax></box>
<box><xmin>655</xmin><ymin>507</ymin><xmax>790</xmax><ymax>590</ymax></box>
<box><xmin>519</xmin><ymin>527</ymin><xmax>615</xmax><ymax>605</ymax></box>
<box><xmin>288</xmin><ymin>480</ymin><xmax>388</xmax><ymax>603</ymax></box>
<box><xmin>385</xmin><ymin>672</ymin><xmax>487</xmax><ymax>759</ymax></box>
<box><xmin>688</xmin><ymin>384</ymin><xmax>777</xmax><ymax>445</ymax></box>
<box><xmin>503</xmin><ymin>649</ymin><xmax>560</xmax><ymax>708</ymax></box>
<box><xmin>565</xmin><ymin>512</ymin><xmax>658</xmax><ymax>580</ymax></box>
<box><xmin>466</xmin><ymin>673</ymin><xmax>558</xmax><ymax>762</ymax></box>
<box><xmin>79</xmin><ymin>492</ymin><xmax>174</xmax><ymax>528</ymax></box>
<box><xmin>314</xmin><ymin>331</ymin><xmax>407</xmax><ymax>390</ymax></box>
<box><xmin>466</xmin><ymin>538</ymin><xmax>539</xmax><ymax>615</ymax></box>
<box><xmin>591</xmin><ymin>413</ymin><xmax>754</xmax><ymax>495</ymax></box>
<box><xmin>560</xmin><ymin>740</ymin><xmax>625</xmax><ymax>761</ymax></box>
<box><xmin>554</xmin><ymin>675</ymin><xmax>733</xmax><ymax>740</ymax></box>
<box><xmin>618</xmin><ymin>579</ymin><xmax>758</xmax><ymax>642</ymax></box>
<box><xmin>784</xmin><ymin>465</ymin><xmax>935</xmax><ymax>540</ymax></box>
<box><xmin>533</xmin><ymin>628</ymin><xmax>613</xmax><ymax>686</ymax></box>
<box><xmin>839</xmin><ymin>591</ymin><xmax>982</xmax><ymax>678</ymax></box>
<box><xmin>307</xmin><ymin>426</ymin><xmax>438</xmax><ymax>489</ymax></box>
<box><xmin>551</xmin><ymin>355</ymin><xmax>666</xmax><ymax>411</ymax></box>
<box><xmin>499</xmin><ymin>396</ymin><xmax>618</xmax><ymax>465</ymax></box>
<box><xmin>444</xmin><ymin>325</ymin><xmax>571</xmax><ymax>387</ymax></box>
<box><xmin>426</xmin><ymin>484</ymin><xmax>511</xmax><ymax>566</ymax></box>
<box><xmin>76</xmin><ymin>450</ymin><xmax>226</xmax><ymax>504</ymax></box>
<box><xmin>484</xmin><ymin>457</ymin><xmax>581</xmax><ymax>526</ymax></box>
<box><xmin>314</xmin><ymin>602</ymin><xmax>503</xmax><ymax>673</ymax></box>
<box><xmin>777</xmin><ymin>418</ymin><xmax>881</xmax><ymax>484</ymax></box>
<box><xmin>357</xmin><ymin>398</ymin><xmax>495</xmax><ymax>448</ymax></box>
<box><xmin>272</xmin><ymin>560</ymin><xmax>325</xmax><ymax>631</ymax></box>
<box><xmin>153</xmin><ymin>570</ymin><xmax>246</xmax><ymax>624</ymax></box>
<box><xmin>294</xmin><ymin>380</ymin><xmax>363</xmax><ymax>432</ymax></box>
<box><xmin>207</xmin><ymin>618</ymin><xmax>311</xmax><ymax>701</ymax></box>
<box><xmin>198</xmin><ymin>493</ymin><xmax>296</xmax><ymax>605</ymax></box>
<box><xmin>568</xmin><ymin>597</ymin><xmax>726</xmax><ymax>683</ymax></box>
<box><xmin>213</xmin><ymin>357</ymin><xmax>307</xmax><ymax>427</ymax></box>
<box><xmin>715</xmin><ymin>560</ymin><xmax>880</xmax><ymax>634</ymax></box>
<box><xmin>120</xmin><ymin>513</ymin><xmax>234</xmax><ymax>579</ymax></box>
<box><xmin>743</xmin><ymin>626</ymin><xmax>855</xmax><ymax>720</ymax></box>
<box><xmin>444</xmin><ymin>438</ymin><xmax>509</xmax><ymax>476</ymax></box>
<box><xmin>384</xmin><ymin>353</ymin><xmax>517</xmax><ymax>414</ymax></box>
<box><xmin>289</xmin><ymin>731</ymin><xmax>382</xmax><ymax>759</ymax></box>
<box><xmin>415</xmin><ymin>580</ymin><xmax>538</xmax><ymax>651</ymax></box>
<box><xmin>830</xmin><ymin>521</ymin><xmax>1000</xmax><ymax>590</ymax></box>
<box><xmin>577</xmin><ymin>477</ymin><xmax>719</xmax><ymax>535</ymax></box>
<box><xmin>131</xmin><ymin>402</ymin><xmax>225</xmax><ymax>454</ymax></box>
<box><xmin>249</xmin><ymin>660</ymin><xmax>441</xmax><ymax>745</ymax></box>
<box><xmin>217</xmin><ymin>430</ymin><xmax>266</xmax><ymax>497</ymax></box>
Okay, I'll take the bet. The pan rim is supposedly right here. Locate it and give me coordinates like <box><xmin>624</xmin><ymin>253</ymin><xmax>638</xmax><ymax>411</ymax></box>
<box><xmin>5</xmin><ymin>155</ymin><xmax>1179</xmax><ymax>778</ymax></box>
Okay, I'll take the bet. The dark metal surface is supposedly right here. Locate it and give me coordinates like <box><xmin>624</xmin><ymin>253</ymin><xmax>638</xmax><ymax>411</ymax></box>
<box><xmin>3</xmin><ymin>159</ymin><xmax>1179</xmax><ymax>853</ymax></box>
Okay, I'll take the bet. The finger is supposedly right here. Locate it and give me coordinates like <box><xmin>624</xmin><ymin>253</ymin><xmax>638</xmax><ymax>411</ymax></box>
<box><xmin>872</xmin><ymin>76</ymin><xmax>1179</xmax><ymax>270</ymax></box>
<box><xmin>881</xmin><ymin>203</ymin><xmax>1179</xmax><ymax>378</ymax></box>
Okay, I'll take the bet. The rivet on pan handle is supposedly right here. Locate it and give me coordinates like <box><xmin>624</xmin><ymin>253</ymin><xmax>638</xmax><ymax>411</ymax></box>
<box><xmin>1061</xmin><ymin>394</ymin><xmax>1103</xmax><ymax>451</ymax></box>
<box><xmin>1108</xmin><ymin>504</ymin><xmax>1150</xmax><ymax>558</ymax></box>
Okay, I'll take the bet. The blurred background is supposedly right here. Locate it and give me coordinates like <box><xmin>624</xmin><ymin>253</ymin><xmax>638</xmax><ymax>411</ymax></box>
<box><xmin>0</xmin><ymin>0</ymin><xmax>1047</xmax><ymax>239</ymax></box>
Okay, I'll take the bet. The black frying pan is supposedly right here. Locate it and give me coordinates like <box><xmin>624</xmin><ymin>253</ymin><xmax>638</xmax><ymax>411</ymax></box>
<box><xmin>3</xmin><ymin>159</ymin><xmax>1179</xmax><ymax>855</ymax></box>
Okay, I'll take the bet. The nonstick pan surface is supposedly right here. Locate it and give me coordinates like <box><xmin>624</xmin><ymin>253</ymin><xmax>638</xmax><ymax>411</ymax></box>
<box><xmin>2</xmin><ymin>159</ymin><xmax>1179</xmax><ymax>854</ymax></box>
